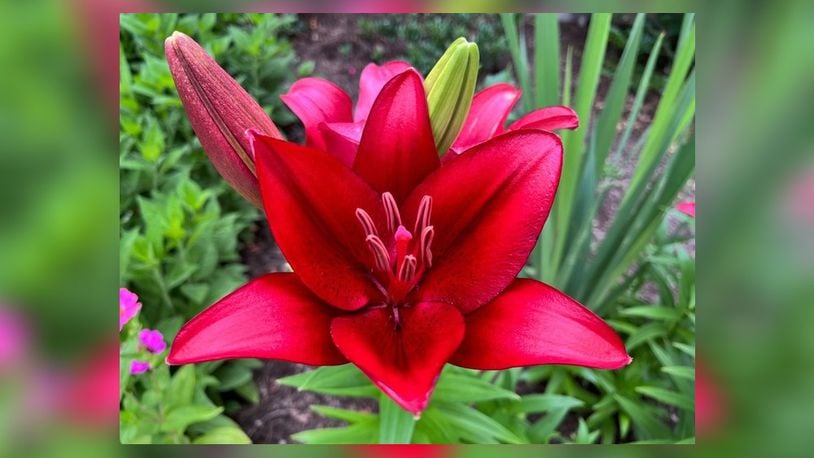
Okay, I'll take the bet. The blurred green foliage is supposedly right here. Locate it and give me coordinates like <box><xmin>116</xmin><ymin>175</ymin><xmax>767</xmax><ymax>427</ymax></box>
<box><xmin>118</xmin><ymin>13</ymin><xmax>305</xmax><ymax>444</ymax></box>
<box><xmin>358</xmin><ymin>14</ymin><xmax>509</xmax><ymax>75</ymax></box>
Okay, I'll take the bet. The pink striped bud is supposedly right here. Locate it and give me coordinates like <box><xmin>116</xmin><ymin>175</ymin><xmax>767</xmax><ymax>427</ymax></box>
<box><xmin>165</xmin><ymin>31</ymin><xmax>283</xmax><ymax>207</ymax></box>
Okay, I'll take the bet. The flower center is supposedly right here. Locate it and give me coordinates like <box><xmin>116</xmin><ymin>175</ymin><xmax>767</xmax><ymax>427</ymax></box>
<box><xmin>355</xmin><ymin>192</ymin><xmax>434</xmax><ymax>308</ymax></box>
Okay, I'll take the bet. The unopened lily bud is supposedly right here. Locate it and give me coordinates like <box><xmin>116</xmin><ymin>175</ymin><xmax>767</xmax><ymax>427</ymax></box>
<box><xmin>424</xmin><ymin>37</ymin><xmax>480</xmax><ymax>156</ymax></box>
<box><xmin>165</xmin><ymin>31</ymin><xmax>282</xmax><ymax>207</ymax></box>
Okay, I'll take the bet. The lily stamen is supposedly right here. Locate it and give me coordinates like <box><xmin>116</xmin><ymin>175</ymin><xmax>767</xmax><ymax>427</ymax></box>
<box><xmin>365</xmin><ymin>234</ymin><xmax>391</xmax><ymax>272</ymax></box>
<box><xmin>420</xmin><ymin>225</ymin><xmax>434</xmax><ymax>268</ymax></box>
<box><xmin>382</xmin><ymin>192</ymin><xmax>402</xmax><ymax>233</ymax></box>
<box><xmin>398</xmin><ymin>255</ymin><xmax>417</xmax><ymax>283</ymax></box>
<box><xmin>414</xmin><ymin>195</ymin><xmax>433</xmax><ymax>235</ymax></box>
<box><xmin>355</xmin><ymin>208</ymin><xmax>378</xmax><ymax>237</ymax></box>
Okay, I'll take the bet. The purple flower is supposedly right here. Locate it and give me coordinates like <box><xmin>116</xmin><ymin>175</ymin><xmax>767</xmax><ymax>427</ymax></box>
<box><xmin>138</xmin><ymin>329</ymin><xmax>166</xmax><ymax>354</ymax></box>
<box><xmin>119</xmin><ymin>288</ymin><xmax>141</xmax><ymax>331</ymax></box>
<box><xmin>130</xmin><ymin>360</ymin><xmax>150</xmax><ymax>375</ymax></box>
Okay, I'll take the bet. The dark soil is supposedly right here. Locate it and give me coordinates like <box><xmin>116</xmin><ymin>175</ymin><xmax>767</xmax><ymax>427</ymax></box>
<box><xmin>232</xmin><ymin>13</ymin><xmax>692</xmax><ymax>444</ymax></box>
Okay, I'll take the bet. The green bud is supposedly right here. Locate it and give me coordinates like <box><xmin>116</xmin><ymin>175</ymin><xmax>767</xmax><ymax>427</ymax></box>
<box><xmin>424</xmin><ymin>37</ymin><xmax>480</xmax><ymax>156</ymax></box>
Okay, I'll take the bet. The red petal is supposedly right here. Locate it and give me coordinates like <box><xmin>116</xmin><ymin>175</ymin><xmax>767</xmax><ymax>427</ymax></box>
<box><xmin>354</xmin><ymin>69</ymin><xmax>439</xmax><ymax>203</ymax></box>
<box><xmin>251</xmin><ymin>132</ymin><xmax>383</xmax><ymax>311</ymax></box>
<box><xmin>165</xmin><ymin>32</ymin><xmax>281</xmax><ymax>207</ymax></box>
<box><xmin>404</xmin><ymin>130</ymin><xmax>562</xmax><ymax>313</ymax></box>
<box><xmin>508</xmin><ymin>105</ymin><xmax>579</xmax><ymax>131</ymax></box>
<box><xmin>167</xmin><ymin>273</ymin><xmax>346</xmax><ymax>366</ymax></box>
<box><xmin>354</xmin><ymin>60</ymin><xmax>412</xmax><ymax>122</ymax></box>
<box><xmin>318</xmin><ymin>121</ymin><xmax>365</xmax><ymax>167</ymax></box>
<box><xmin>451</xmin><ymin>279</ymin><xmax>631</xmax><ymax>370</ymax></box>
<box><xmin>330</xmin><ymin>302</ymin><xmax>464</xmax><ymax>415</ymax></box>
<box><xmin>280</xmin><ymin>77</ymin><xmax>353</xmax><ymax>152</ymax></box>
<box><xmin>451</xmin><ymin>83</ymin><xmax>522</xmax><ymax>153</ymax></box>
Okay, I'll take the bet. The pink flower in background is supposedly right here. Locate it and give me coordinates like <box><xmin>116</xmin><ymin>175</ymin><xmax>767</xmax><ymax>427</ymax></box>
<box><xmin>0</xmin><ymin>308</ymin><xmax>28</xmax><ymax>372</ymax></box>
<box><xmin>130</xmin><ymin>360</ymin><xmax>150</xmax><ymax>375</ymax></box>
<box><xmin>696</xmin><ymin>359</ymin><xmax>725</xmax><ymax>437</ymax></box>
<box><xmin>676</xmin><ymin>200</ymin><xmax>696</xmax><ymax>217</ymax></box>
<box><xmin>58</xmin><ymin>342</ymin><xmax>120</xmax><ymax>427</ymax></box>
<box><xmin>119</xmin><ymin>288</ymin><xmax>141</xmax><ymax>331</ymax></box>
<box><xmin>138</xmin><ymin>329</ymin><xmax>166</xmax><ymax>354</ymax></box>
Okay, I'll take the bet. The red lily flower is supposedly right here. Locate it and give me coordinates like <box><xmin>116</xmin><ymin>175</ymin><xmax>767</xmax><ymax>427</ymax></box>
<box><xmin>167</xmin><ymin>69</ymin><xmax>630</xmax><ymax>415</ymax></box>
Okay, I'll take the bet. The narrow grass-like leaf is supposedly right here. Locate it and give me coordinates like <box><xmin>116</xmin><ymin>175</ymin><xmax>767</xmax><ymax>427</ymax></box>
<box><xmin>512</xmin><ymin>394</ymin><xmax>584</xmax><ymax>414</ymax></box>
<box><xmin>661</xmin><ymin>366</ymin><xmax>695</xmax><ymax>380</ymax></box>
<box><xmin>292</xmin><ymin>423</ymin><xmax>378</xmax><ymax>444</ymax></box>
<box><xmin>434</xmin><ymin>372</ymin><xmax>521</xmax><ymax>403</ymax></box>
<box><xmin>278</xmin><ymin>365</ymin><xmax>378</xmax><ymax>398</ymax></box>
<box><xmin>619</xmin><ymin>305</ymin><xmax>684</xmax><ymax>321</ymax></box>
<box><xmin>501</xmin><ymin>14</ymin><xmax>531</xmax><ymax>108</ymax></box>
<box><xmin>415</xmin><ymin>407</ymin><xmax>458</xmax><ymax>443</ymax></box>
<box><xmin>534</xmin><ymin>14</ymin><xmax>560</xmax><ymax>108</ymax></box>
<box><xmin>436</xmin><ymin>402</ymin><xmax>525</xmax><ymax>444</ymax></box>
<box><xmin>378</xmin><ymin>393</ymin><xmax>415</xmax><ymax>444</ymax></box>
<box><xmin>614</xmin><ymin>32</ymin><xmax>665</xmax><ymax>160</ymax></box>
<box><xmin>627</xmin><ymin>14</ymin><xmax>695</xmax><ymax>196</ymax></box>
<box><xmin>626</xmin><ymin>322</ymin><xmax>668</xmax><ymax>351</ymax></box>
<box><xmin>635</xmin><ymin>386</ymin><xmax>695</xmax><ymax>411</ymax></box>
<box><xmin>614</xmin><ymin>394</ymin><xmax>671</xmax><ymax>439</ymax></box>
<box><xmin>555</xmin><ymin>13</ymin><xmax>612</xmax><ymax>270</ymax></box>
<box><xmin>583</xmin><ymin>93</ymin><xmax>695</xmax><ymax>307</ymax></box>
<box><xmin>594</xmin><ymin>13</ymin><xmax>645</xmax><ymax>169</ymax></box>
<box><xmin>537</xmin><ymin>45</ymin><xmax>575</xmax><ymax>283</ymax></box>
<box><xmin>530</xmin><ymin>407</ymin><xmax>570</xmax><ymax>443</ymax></box>
<box><xmin>674</xmin><ymin>342</ymin><xmax>695</xmax><ymax>357</ymax></box>
<box><xmin>311</xmin><ymin>405</ymin><xmax>375</xmax><ymax>424</ymax></box>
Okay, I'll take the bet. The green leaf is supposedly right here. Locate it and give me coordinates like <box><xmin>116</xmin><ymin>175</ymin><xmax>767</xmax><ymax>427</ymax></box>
<box><xmin>627</xmin><ymin>14</ymin><xmax>695</xmax><ymax>195</ymax></box>
<box><xmin>139</xmin><ymin>116</ymin><xmax>165</xmax><ymax>163</ymax></box>
<box><xmin>292</xmin><ymin>423</ymin><xmax>379</xmax><ymax>444</ymax></box>
<box><xmin>614</xmin><ymin>31</ymin><xmax>665</xmax><ymax>160</ymax></box>
<box><xmin>593</xmin><ymin>13</ymin><xmax>645</xmax><ymax>168</ymax></box>
<box><xmin>635</xmin><ymin>386</ymin><xmax>695</xmax><ymax>411</ymax></box>
<box><xmin>235</xmin><ymin>381</ymin><xmax>260</xmax><ymax>404</ymax></box>
<box><xmin>501</xmin><ymin>14</ymin><xmax>531</xmax><ymax>111</ymax></box>
<box><xmin>554</xmin><ymin>13</ymin><xmax>612</xmax><ymax>268</ymax></box>
<box><xmin>160</xmin><ymin>405</ymin><xmax>223</xmax><ymax>433</ymax></box>
<box><xmin>164</xmin><ymin>365</ymin><xmax>195</xmax><ymax>410</ymax></box>
<box><xmin>619</xmin><ymin>305</ymin><xmax>684</xmax><ymax>321</ymax></box>
<box><xmin>511</xmin><ymin>394</ymin><xmax>584</xmax><ymax>414</ymax></box>
<box><xmin>192</xmin><ymin>425</ymin><xmax>252</xmax><ymax>444</ymax></box>
<box><xmin>434</xmin><ymin>371</ymin><xmax>521</xmax><ymax>403</ymax></box>
<box><xmin>311</xmin><ymin>405</ymin><xmax>375</xmax><ymax>424</ymax></box>
<box><xmin>661</xmin><ymin>366</ymin><xmax>695</xmax><ymax>381</ymax></box>
<box><xmin>614</xmin><ymin>394</ymin><xmax>671</xmax><ymax>439</ymax></box>
<box><xmin>378</xmin><ymin>393</ymin><xmax>415</xmax><ymax>444</ymax></box>
<box><xmin>435</xmin><ymin>402</ymin><xmax>525</xmax><ymax>444</ymax></box>
<box><xmin>530</xmin><ymin>407</ymin><xmax>570</xmax><ymax>443</ymax></box>
<box><xmin>214</xmin><ymin>361</ymin><xmax>254</xmax><ymax>391</ymax></box>
<box><xmin>277</xmin><ymin>365</ymin><xmax>378</xmax><ymax>397</ymax></box>
<box><xmin>533</xmin><ymin>14</ymin><xmax>560</xmax><ymax>108</ymax></box>
<box><xmin>627</xmin><ymin>322</ymin><xmax>669</xmax><ymax>350</ymax></box>
<box><xmin>673</xmin><ymin>342</ymin><xmax>696</xmax><ymax>357</ymax></box>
